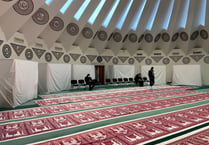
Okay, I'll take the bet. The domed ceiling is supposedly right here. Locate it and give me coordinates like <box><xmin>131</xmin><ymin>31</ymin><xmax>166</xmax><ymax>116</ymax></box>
<box><xmin>0</xmin><ymin>0</ymin><xmax>209</xmax><ymax>56</ymax></box>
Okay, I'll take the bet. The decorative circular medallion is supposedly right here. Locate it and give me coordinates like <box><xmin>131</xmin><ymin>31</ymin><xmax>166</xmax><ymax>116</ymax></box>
<box><xmin>128</xmin><ymin>33</ymin><xmax>137</xmax><ymax>42</ymax></box>
<box><xmin>49</xmin><ymin>17</ymin><xmax>64</xmax><ymax>31</ymax></box>
<box><xmin>145</xmin><ymin>58</ymin><xmax>152</xmax><ymax>65</ymax></box>
<box><xmin>82</xmin><ymin>27</ymin><xmax>93</xmax><ymax>39</ymax></box>
<box><xmin>113</xmin><ymin>32</ymin><xmax>122</xmax><ymax>42</ymax></box>
<box><xmin>63</xmin><ymin>54</ymin><xmax>70</xmax><ymax>63</ymax></box>
<box><xmin>162</xmin><ymin>58</ymin><xmax>170</xmax><ymax>65</ymax></box>
<box><xmin>67</xmin><ymin>23</ymin><xmax>79</xmax><ymax>36</ymax></box>
<box><xmin>2</xmin><ymin>44</ymin><xmax>12</xmax><ymax>58</ymax></box>
<box><xmin>180</xmin><ymin>32</ymin><xmax>188</xmax><ymax>41</ymax></box>
<box><xmin>112</xmin><ymin>57</ymin><xmax>119</xmax><ymax>64</ymax></box>
<box><xmin>128</xmin><ymin>58</ymin><xmax>135</xmax><ymax>64</ymax></box>
<box><xmin>97</xmin><ymin>30</ymin><xmax>107</xmax><ymax>41</ymax></box>
<box><xmin>80</xmin><ymin>56</ymin><xmax>87</xmax><ymax>63</ymax></box>
<box><xmin>13</xmin><ymin>0</ymin><xmax>34</xmax><ymax>15</ymax></box>
<box><xmin>96</xmin><ymin>56</ymin><xmax>103</xmax><ymax>63</ymax></box>
<box><xmin>172</xmin><ymin>32</ymin><xmax>179</xmax><ymax>41</ymax></box>
<box><xmin>25</xmin><ymin>48</ymin><xmax>33</xmax><ymax>60</ymax></box>
<box><xmin>144</xmin><ymin>33</ymin><xmax>153</xmax><ymax>43</ymax></box>
<box><xmin>200</xmin><ymin>29</ymin><xmax>208</xmax><ymax>39</ymax></box>
<box><xmin>204</xmin><ymin>56</ymin><xmax>209</xmax><ymax>64</ymax></box>
<box><xmin>138</xmin><ymin>34</ymin><xmax>144</xmax><ymax>43</ymax></box>
<box><xmin>182</xmin><ymin>57</ymin><xmax>190</xmax><ymax>64</ymax></box>
<box><xmin>45</xmin><ymin>52</ymin><xmax>52</xmax><ymax>62</ymax></box>
<box><xmin>162</xmin><ymin>32</ymin><xmax>170</xmax><ymax>42</ymax></box>
<box><xmin>154</xmin><ymin>33</ymin><xmax>161</xmax><ymax>42</ymax></box>
<box><xmin>32</xmin><ymin>8</ymin><xmax>49</xmax><ymax>25</ymax></box>
<box><xmin>190</xmin><ymin>31</ymin><xmax>199</xmax><ymax>40</ymax></box>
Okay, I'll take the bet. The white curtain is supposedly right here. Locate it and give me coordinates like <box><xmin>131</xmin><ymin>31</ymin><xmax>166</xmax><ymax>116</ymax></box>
<box><xmin>72</xmin><ymin>64</ymin><xmax>95</xmax><ymax>80</ymax></box>
<box><xmin>113</xmin><ymin>65</ymin><xmax>135</xmax><ymax>78</ymax></box>
<box><xmin>0</xmin><ymin>59</ymin><xmax>38</xmax><ymax>108</ymax></box>
<box><xmin>38</xmin><ymin>63</ymin><xmax>71</xmax><ymax>93</ymax></box>
<box><xmin>141</xmin><ymin>65</ymin><xmax>166</xmax><ymax>85</ymax></box>
<box><xmin>173</xmin><ymin>65</ymin><xmax>202</xmax><ymax>86</ymax></box>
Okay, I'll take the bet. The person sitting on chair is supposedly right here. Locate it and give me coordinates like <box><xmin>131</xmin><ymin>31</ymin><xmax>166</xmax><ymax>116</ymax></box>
<box><xmin>84</xmin><ymin>74</ymin><xmax>95</xmax><ymax>90</ymax></box>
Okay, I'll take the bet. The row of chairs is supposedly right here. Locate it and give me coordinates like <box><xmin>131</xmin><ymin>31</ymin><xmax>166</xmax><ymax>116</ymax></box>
<box><xmin>71</xmin><ymin>79</ymin><xmax>87</xmax><ymax>89</ymax></box>
<box><xmin>105</xmin><ymin>78</ymin><xmax>135</xmax><ymax>85</ymax></box>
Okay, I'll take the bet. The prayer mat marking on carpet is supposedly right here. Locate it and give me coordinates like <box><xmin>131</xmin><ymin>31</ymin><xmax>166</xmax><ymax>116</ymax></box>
<box><xmin>36</xmin><ymin>86</ymin><xmax>194</xmax><ymax>106</ymax></box>
<box><xmin>29</xmin><ymin>104</ymin><xmax>209</xmax><ymax>145</ymax></box>
<box><xmin>1</xmin><ymin>93</ymin><xmax>209</xmax><ymax>144</ymax></box>
<box><xmin>0</xmin><ymin>90</ymin><xmax>202</xmax><ymax>123</ymax></box>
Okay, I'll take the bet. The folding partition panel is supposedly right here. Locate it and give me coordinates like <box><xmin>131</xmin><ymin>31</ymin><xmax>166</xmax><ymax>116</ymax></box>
<box><xmin>141</xmin><ymin>65</ymin><xmax>166</xmax><ymax>85</ymax></box>
<box><xmin>113</xmin><ymin>65</ymin><xmax>135</xmax><ymax>78</ymax></box>
<box><xmin>0</xmin><ymin>59</ymin><xmax>38</xmax><ymax>108</ymax></box>
<box><xmin>72</xmin><ymin>64</ymin><xmax>95</xmax><ymax>80</ymax></box>
<box><xmin>38</xmin><ymin>63</ymin><xmax>71</xmax><ymax>94</ymax></box>
<box><xmin>172</xmin><ymin>65</ymin><xmax>202</xmax><ymax>86</ymax></box>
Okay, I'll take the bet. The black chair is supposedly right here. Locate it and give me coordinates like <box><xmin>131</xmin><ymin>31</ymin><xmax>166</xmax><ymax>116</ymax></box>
<box><xmin>118</xmin><ymin>78</ymin><xmax>123</xmax><ymax>84</ymax></box>
<box><xmin>71</xmin><ymin>80</ymin><xmax>79</xmax><ymax>89</ymax></box>
<box><xmin>78</xmin><ymin>79</ymin><xmax>86</xmax><ymax>88</ymax></box>
<box><xmin>123</xmin><ymin>78</ymin><xmax>129</xmax><ymax>85</ymax></box>
<box><xmin>112</xmin><ymin>78</ymin><xmax>118</xmax><ymax>85</ymax></box>
<box><xmin>128</xmin><ymin>77</ymin><xmax>134</xmax><ymax>84</ymax></box>
<box><xmin>106</xmin><ymin>78</ymin><xmax>112</xmax><ymax>85</ymax></box>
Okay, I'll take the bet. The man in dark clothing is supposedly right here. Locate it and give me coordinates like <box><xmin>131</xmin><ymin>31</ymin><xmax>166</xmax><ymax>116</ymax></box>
<box><xmin>148</xmin><ymin>67</ymin><xmax>155</xmax><ymax>87</ymax></box>
<box><xmin>85</xmin><ymin>74</ymin><xmax>95</xmax><ymax>90</ymax></box>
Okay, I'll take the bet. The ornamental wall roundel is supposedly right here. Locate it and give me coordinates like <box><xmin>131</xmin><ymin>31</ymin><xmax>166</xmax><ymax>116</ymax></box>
<box><xmin>162</xmin><ymin>32</ymin><xmax>170</xmax><ymax>42</ymax></box>
<box><xmin>128</xmin><ymin>58</ymin><xmax>135</xmax><ymax>64</ymax></box>
<box><xmin>112</xmin><ymin>57</ymin><xmax>119</xmax><ymax>64</ymax></box>
<box><xmin>154</xmin><ymin>33</ymin><xmax>161</xmax><ymax>42</ymax></box>
<box><xmin>200</xmin><ymin>29</ymin><xmax>208</xmax><ymax>39</ymax></box>
<box><xmin>2</xmin><ymin>44</ymin><xmax>12</xmax><ymax>58</ymax></box>
<box><xmin>172</xmin><ymin>32</ymin><xmax>179</xmax><ymax>41</ymax></box>
<box><xmin>145</xmin><ymin>33</ymin><xmax>153</xmax><ymax>43</ymax></box>
<box><xmin>162</xmin><ymin>58</ymin><xmax>170</xmax><ymax>65</ymax></box>
<box><xmin>67</xmin><ymin>23</ymin><xmax>79</xmax><ymax>36</ymax></box>
<box><xmin>128</xmin><ymin>33</ymin><xmax>137</xmax><ymax>42</ymax></box>
<box><xmin>32</xmin><ymin>8</ymin><xmax>49</xmax><ymax>25</ymax></box>
<box><xmin>13</xmin><ymin>0</ymin><xmax>34</xmax><ymax>15</ymax></box>
<box><xmin>63</xmin><ymin>54</ymin><xmax>70</xmax><ymax>63</ymax></box>
<box><xmin>145</xmin><ymin>58</ymin><xmax>152</xmax><ymax>65</ymax></box>
<box><xmin>82</xmin><ymin>27</ymin><xmax>93</xmax><ymax>39</ymax></box>
<box><xmin>96</xmin><ymin>56</ymin><xmax>103</xmax><ymax>63</ymax></box>
<box><xmin>45</xmin><ymin>52</ymin><xmax>52</xmax><ymax>62</ymax></box>
<box><xmin>25</xmin><ymin>48</ymin><xmax>33</xmax><ymax>60</ymax></box>
<box><xmin>190</xmin><ymin>31</ymin><xmax>199</xmax><ymax>40</ymax></box>
<box><xmin>180</xmin><ymin>32</ymin><xmax>188</xmax><ymax>41</ymax></box>
<box><xmin>80</xmin><ymin>56</ymin><xmax>87</xmax><ymax>63</ymax></box>
<box><xmin>138</xmin><ymin>34</ymin><xmax>144</xmax><ymax>43</ymax></box>
<box><xmin>97</xmin><ymin>31</ymin><xmax>107</xmax><ymax>41</ymax></box>
<box><xmin>204</xmin><ymin>56</ymin><xmax>209</xmax><ymax>64</ymax></box>
<box><xmin>113</xmin><ymin>32</ymin><xmax>122</xmax><ymax>42</ymax></box>
<box><xmin>182</xmin><ymin>57</ymin><xmax>190</xmax><ymax>64</ymax></box>
<box><xmin>49</xmin><ymin>17</ymin><xmax>64</xmax><ymax>31</ymax></box>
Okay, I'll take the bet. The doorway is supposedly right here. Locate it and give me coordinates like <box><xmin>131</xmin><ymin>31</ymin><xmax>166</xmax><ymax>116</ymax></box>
<box><xmin>95</xmin><ymin>65</ymin><xmax>105</xmax><ymax>84</ymax></box>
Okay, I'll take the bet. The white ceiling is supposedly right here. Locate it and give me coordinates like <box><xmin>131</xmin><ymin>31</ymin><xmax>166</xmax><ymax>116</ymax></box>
<box><xmin>0</xmin><ymin>0</ymin><xmax>209</xmax><ymax>56</ymax></box>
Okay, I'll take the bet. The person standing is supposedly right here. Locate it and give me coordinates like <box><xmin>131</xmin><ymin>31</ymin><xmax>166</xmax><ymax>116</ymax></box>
<box><xmin>148</xmin><ymin>67</ymin><xmax>155</xmax><ymax>88</ymax></box>
<box><xmin>84</xmin><ymin>74</ymin><xmax>95</xmax><ymax>90</ymax></box>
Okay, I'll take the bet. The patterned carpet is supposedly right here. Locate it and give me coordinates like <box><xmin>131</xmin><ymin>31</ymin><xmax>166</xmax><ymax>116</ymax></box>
<box><xmin>0</xmin><ymin>85</ymin><xmax>209</xmax><ymax>145</ymax></box>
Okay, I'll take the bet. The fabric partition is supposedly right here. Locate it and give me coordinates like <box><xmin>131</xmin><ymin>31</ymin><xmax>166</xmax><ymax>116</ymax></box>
<box><xmin>172</xmin><ymin>65</ymin><xmax>202</xmax><ymax>86</ymax></box>
<box><xmin>141</xmin><ymin>65</ymin><xmax>166</xmax><ymax>85</ymax></box>
<box><xmin>38</xmin><ymin>63</ymin><xmax>71</xmax><ymax>94</ymax></box>
<box><xmin>113</xmin><ymin>65</ymin><xmax>135</xmax><ymax>78</ymax></box>
<box><xmin>0</xmin><ymin>59</ymin><xmax>38</xmax><ymax>108</ymax></box>
<box><xmin>72</xmin><ymin>64</ymin><xmax>95</xmax><ymax>80</ymax></box>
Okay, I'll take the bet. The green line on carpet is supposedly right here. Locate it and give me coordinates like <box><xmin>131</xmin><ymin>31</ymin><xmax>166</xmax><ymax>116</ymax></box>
<box><xmin>0</xmin><ymin>92</ymin><xmax>202</xmax><ymax>124</ymax></box>
<box><xmin>2</xmin><ymin>99</ymin><xmax>209</xmax><ymax>145</ymax></box>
